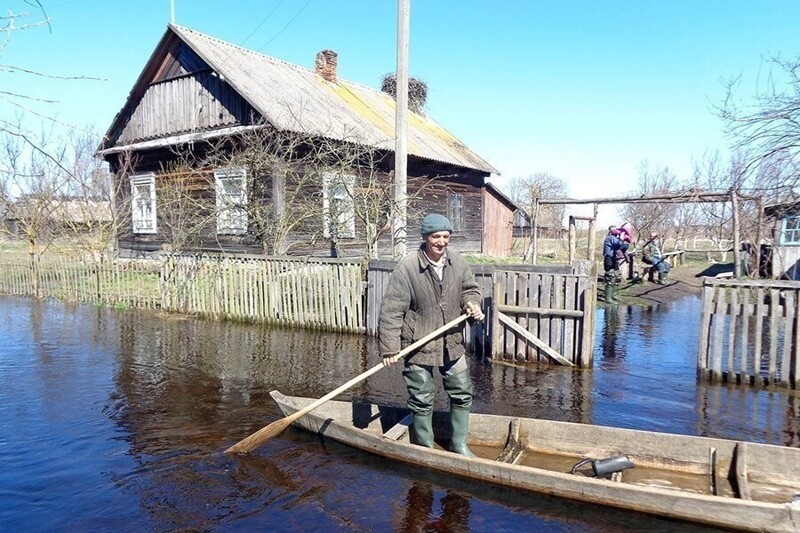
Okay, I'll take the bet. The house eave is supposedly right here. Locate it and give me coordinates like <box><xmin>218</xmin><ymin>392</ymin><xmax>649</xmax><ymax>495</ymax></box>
<box><xmin>96</xmin><ymin>124</ymin><xmax>266</xmax><ymax>157</ymax></box>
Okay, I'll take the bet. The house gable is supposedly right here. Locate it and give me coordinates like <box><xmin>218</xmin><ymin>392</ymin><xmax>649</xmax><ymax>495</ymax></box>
<box><xmin>103</xmin><ymin>31</ymin><xmax>259</xmax><ymax>149</ymax></box>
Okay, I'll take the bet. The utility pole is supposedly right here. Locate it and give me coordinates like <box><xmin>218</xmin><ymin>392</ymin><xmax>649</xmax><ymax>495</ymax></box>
<box><xmin>392</xmin><ymin>0</ymin><xmax>410</xmax><ymax>259</ymax></box>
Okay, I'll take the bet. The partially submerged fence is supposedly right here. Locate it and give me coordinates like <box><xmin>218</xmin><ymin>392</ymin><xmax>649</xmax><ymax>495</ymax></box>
<box><xmin>698</xmin><ymin>278</ymin><xmax>800</xmax><ymax>389</ymax></box>
<box><xmin>161</xmin><ymin>254</ymin><xmax>364</xmax><ymax>332</ymax></box>
<box><xmin>0</xmin><ymin>253</ymin><xmax>161</xmax><ymax>308</ymax></box>
<box><xmin>491</xmin><ymin>269</ymin><xmax>595</xmax><ymax>368</ymax></box>
<box><xmin>0</xmin><ymin>252</ymin><xmax>365</xmax><ymax>333</ymax></box>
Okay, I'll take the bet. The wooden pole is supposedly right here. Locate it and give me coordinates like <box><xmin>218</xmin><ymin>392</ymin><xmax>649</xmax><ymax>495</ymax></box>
<box><xmin>755</xmin><ymin>196</ymin><xmax>764</xmax><ymax>278</ymax></box>
<box><xmin>531</xmin><ymin>197</ymin><xmax>540</xmax><ymax>265</ymax></box>
<box><xmin>587</xmin><ymin>204</ymin><xmax>598</xmax><ymax>261</ymax></box>
<box><xmin>568</xmin><ymin>216</ymin><xmax>576</xmax><ymax>264</ymax></box>
<box><xmin>392</xmin><ymin>0</ymin><xmax>410</xmax><ymax>259</ymax></box>
<box><xmin>491</xmin><ymin>281</ymin><xmax>503</xmax><ymax>360</ymax></box>
<box><xmin>731</xmin><ymin>190</ymin><xmax>741</xmax><ymax>279</ymax></box>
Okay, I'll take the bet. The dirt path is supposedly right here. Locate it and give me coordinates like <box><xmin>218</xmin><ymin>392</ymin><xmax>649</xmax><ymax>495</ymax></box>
<box><xmin>606</xmin><ymin>262</ymin><xmax>733</xmax><ymax>306</ymax></box>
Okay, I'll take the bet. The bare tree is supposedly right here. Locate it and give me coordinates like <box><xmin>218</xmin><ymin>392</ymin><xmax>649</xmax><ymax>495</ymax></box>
<box><xmin>619</xmin><ymin>161</ymin><xmax>679</xmax><ymax>244</ymax></box>
<box><xmin>505</xmin><ymin>172</ymin><xmax>568</xmax><ymax>259</ymax></box>
<box><xmin>719</xmin><ymin>55</ymin><xmax>800</xmax><ymax>199</ymax></box>
<box><xmin>0</xmin><ymin>123</ymin><xmax>62</xmax><ymax>253</ymax></box>
<box><xmin>54</xmin><ymin>130</ymin><xmax>124</xmax><ymax>260</ymax></box>
<box><xmin>164</xmin><ymin>122</ymin><xmax>434</xmax><ymax>259</ymax></box>
<box><xmin>1</xmin><ymin>6</ymin><xmax>103</xmax><ymax>160</ymax></box>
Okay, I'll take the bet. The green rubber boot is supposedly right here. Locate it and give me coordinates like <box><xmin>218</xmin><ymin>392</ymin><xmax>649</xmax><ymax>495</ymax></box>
<box><xmin>442</xmin><ymin>368</ymin><xmax>476</xmax><ymax>458</ymax></box>
<box><xmin>604</xmin><ymin>284</ymin><xmax>617</xmax><ymax>303</ymax></box>
<box><xmin>449</xmin><ymin>407</ymin><xmax>476</xmax><ymax>458</ymax></box>
<box><xmin>411</xmin><ymin>412</ymin><xmax>434</xmax><ymax>448</ymax></box>
<box><xmin>402</xmin><ymin>365</ymin><xmax>436</xmax><ymax>448</ymax></box>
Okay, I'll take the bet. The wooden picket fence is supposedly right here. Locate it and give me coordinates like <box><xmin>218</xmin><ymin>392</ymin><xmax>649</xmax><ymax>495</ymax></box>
<box><xmin>698</xmin><ymin>278</ymin><xmax>800</xmax><ymax>389</ymax></box>
<box><xmin>0</xmin><ymin>251</ymin><xmax>366</xmax><ymax>333</ymax></box>
<box><xmin>161</xmin><ymin>254</ymin><xmax>365</xmax><ymax>332</ymax></box>
<box><xmin>0</xmin><ymin>253</ymin><xmax>161</xmax><ymax>308</ymax></box>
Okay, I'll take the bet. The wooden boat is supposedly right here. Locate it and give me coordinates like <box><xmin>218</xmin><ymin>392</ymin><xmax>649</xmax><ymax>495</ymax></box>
<box><xmin>271</xmin><ymin>391</ymin><xmax>800</xmax><ymax>532</ymax></box>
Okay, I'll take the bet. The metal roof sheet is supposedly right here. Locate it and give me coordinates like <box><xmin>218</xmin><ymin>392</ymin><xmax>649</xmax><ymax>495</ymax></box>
<box><xmin>169</xmin><ymin>25</ymin><xmax>497</xmax><ymax>174</ymax></box>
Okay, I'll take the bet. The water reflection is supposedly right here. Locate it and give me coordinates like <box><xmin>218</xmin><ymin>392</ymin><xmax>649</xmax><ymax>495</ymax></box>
<box><xmin>400</xmin><ymin>483</ymin><xmax>471</xmax><ymax>532</ymax></box>
<box><xmin>595</xmin><ymin>295</ymin><xmax>800</xmax><ymax>446</ymax></box>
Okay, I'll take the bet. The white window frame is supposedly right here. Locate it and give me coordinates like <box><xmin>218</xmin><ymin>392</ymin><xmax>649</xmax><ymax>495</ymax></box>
<box><xmin>781</xmin><ymin>216</ymin><xmax>800</xmax><ymax>245</ymax></box>
<box><xmin>215</xmin><ymin>168</ymin><xmax>248</xmax><ymax>235</ymax></box>
<box><xmin>130</xmin><ymin>173</ymin><xmax>157</xmax><ymax>234</ymax></box>
<box><xmin>322</xmin><ymin>172</ymin><xmax>355</xmax><ymax>239</ymax></box>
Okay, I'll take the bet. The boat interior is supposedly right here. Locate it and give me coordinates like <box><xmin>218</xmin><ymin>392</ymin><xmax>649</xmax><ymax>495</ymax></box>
<box><xmin>285</xmin><ymin>394</ymin><xmax>800</xmax><ymax>506</ymax></box>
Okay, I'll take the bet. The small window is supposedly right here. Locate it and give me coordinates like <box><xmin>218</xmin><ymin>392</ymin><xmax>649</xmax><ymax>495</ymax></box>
<box><xmin>130</xmin><ymin>174</ymin><xmax>156</xmax><ymax>234</ymax></box>
<box><xmin>781</xmin><ymin>216</ymin><xmax>800</xmax><ymax>245</ymax></box>
<box><xmin>447</xmin><ymin>193</ymin><xmax>464</xmax><ymax>232</ymax></box>
<box><xmin>322</xmin><ymin>172</ymin><xmax>356</xmax><ymax>239</ymax></box>
<box><xmin>215</xmin><ymin>168</ymin><xmax>248</xmax><ymax>235</ymax></box>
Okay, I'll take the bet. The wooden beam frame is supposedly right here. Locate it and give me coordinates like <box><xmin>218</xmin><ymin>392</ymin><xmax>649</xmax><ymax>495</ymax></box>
<box><xmin>497</xmin><ymin>312</ymin><xmax>574</xmax><ymax>366</ymax></box>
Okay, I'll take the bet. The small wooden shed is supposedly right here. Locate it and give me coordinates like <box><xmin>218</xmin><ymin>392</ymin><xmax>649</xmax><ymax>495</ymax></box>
<box><xmin>764</xmin><ymin>200</ymin><xmax>800</xmax><ymax>279</ymax></box>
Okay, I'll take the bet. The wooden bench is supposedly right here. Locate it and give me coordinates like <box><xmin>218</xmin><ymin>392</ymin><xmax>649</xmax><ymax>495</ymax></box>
<box><xmin>627</xmin><ymin>250</ymin><xmax>685</xmax><ymax>281</ymax></box>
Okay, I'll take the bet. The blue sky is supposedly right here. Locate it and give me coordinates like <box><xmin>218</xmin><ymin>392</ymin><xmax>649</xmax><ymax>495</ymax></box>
<box><xmin>5</xmin><ymin>0</ymin><xmax>800</xmax><ymax>221</ymax></box>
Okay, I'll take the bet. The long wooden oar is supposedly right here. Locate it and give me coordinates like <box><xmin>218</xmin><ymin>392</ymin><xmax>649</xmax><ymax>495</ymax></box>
<box><xmin>225</xmin><ymin>313</ymin><xmax>469</xmax><ymax>454</ymax></box>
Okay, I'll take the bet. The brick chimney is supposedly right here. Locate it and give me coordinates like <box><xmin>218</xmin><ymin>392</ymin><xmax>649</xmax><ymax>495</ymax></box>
<box><xmin>315</xmin><ymin>49</ymin><xmax>338</xmax><ymax>83</ymax></box>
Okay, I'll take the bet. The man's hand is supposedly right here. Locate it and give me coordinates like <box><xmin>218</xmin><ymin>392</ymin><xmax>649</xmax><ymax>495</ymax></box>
<box><xmin>465</xmin><ymin>301</ymin><xmax>485</xmax><ymax>322</ymax></box>
<box><xmin>382</xmin><ymin>353</ymin><xmax>403</xmax><ymax>367</ymax></box>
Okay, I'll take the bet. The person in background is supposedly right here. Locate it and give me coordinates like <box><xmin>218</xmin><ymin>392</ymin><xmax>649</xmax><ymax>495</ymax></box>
<box><xmin>379</xmin><ymin>213</ymin><xmax>485</xmax><ymax>458</ymax></box>
<box><xmin>602</xmin><ymin>226</ymin><xmax>631</xmax><ymax>303</ymax></box>
<box><xmin>643</xmin><ymin>231</ymin><xmax>671</xmax><ymax>284</ymax></box>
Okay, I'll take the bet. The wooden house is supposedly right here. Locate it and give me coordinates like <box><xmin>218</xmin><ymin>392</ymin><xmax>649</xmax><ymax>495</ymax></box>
<box><xmin>97</xmin><ymin>24</ymin><xmax>499</xmax><ymax>258</ymax></box>
<box><xmin>1</xmin><ymin>195</ymin><xmax>112</xmax><ymax>238</ymax></box>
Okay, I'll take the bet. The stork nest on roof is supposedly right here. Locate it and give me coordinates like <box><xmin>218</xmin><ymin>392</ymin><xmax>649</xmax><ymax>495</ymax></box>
<box><xmin>381</xmin><ymin>74</ymin><xmax>428</xmax><ymax>114</ymax></box>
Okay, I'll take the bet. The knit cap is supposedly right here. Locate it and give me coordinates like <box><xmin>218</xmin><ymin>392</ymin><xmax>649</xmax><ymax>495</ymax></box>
<box><xmin>420</xmin><ymin>213</ymin><xmax>453</xmax><ymax>235</ymax></box>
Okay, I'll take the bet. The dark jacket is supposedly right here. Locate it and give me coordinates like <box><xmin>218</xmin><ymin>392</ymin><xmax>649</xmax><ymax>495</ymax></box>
<box><xmin>379</xmin><ymin>246</ymin><xmax>482</xmax><ymax>366</ymax></box>
<box><xmin>603</xmin><ymin>234</ymin><xmax>628</xmax><ymax>258</ymax></box>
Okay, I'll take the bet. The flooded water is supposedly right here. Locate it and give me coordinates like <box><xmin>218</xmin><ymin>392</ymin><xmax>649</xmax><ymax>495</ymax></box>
<box><xmin>1</xmin><ymin>294</ymin><xmax>798</xmax><ymax>532</ymax></box>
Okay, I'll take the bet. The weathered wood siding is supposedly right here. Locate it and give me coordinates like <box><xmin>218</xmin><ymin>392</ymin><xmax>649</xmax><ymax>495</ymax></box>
<box><xmin>482</xmin><ymin>187</ymin><xmax>513</xmax><ymax>256</ymax></box>
<box><xmin>112</xmin><ymin>153</ymin><xmax>490</xmax><ymax>258</ymax></box>
<box><xmin>698</xmin><ymin>278</ymin><xmax>800</xmax><ymax>389</ymax></box>
<box><xmin>410</xmin><ymin>174</ymin><xmax>485</xmax><ymax>254</ymax></box>
<box><xmin>115</xmin><ymin>72</ymin><xmax>256</xmax><ymax>144</ymax></box>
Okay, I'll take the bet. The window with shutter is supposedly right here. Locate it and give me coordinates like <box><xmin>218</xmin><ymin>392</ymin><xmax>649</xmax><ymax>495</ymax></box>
<box><xmin>130</xmin><ymin>174</ymin><xmax>157</xmax><ymax>234</ymax></box>
<box><xmin>215</xmin><ymin>168</ymin><xmax>248</xmax><ymax>235</ymax></box>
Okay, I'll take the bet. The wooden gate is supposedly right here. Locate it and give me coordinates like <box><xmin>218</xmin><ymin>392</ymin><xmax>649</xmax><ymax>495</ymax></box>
<box><xmin>366</xmin><ymin>261</ymin><xmax>596</xmax><ymax>366</ymax></box>
<box><xmin>490</xmin><ymin>269</ymin><xmax>595</xmax><ymax>368</ymax></box>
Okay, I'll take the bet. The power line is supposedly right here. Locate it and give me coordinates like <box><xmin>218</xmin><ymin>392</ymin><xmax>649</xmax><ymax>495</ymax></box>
<box><xmin>257</xmin><ymin>0</ymin><xmax>313</xmax><ymax>52</ymax></box>
<box><xmin>240</xmin><ymin>0</ymin><xmax>288</xmax><ymax>46</ymax></box>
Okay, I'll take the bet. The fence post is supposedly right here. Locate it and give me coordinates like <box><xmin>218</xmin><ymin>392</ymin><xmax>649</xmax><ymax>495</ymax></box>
<box><xmin>491</xmin><ymin>281</ymin><xmax>502</xmax><ymax>360</ymax></box>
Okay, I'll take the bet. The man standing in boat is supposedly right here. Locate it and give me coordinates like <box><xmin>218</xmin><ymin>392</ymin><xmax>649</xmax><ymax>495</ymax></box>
<box><xmin>379</xmin><ymin>213</ymin><xmax>485</xmax><ymax>458</ymax></box>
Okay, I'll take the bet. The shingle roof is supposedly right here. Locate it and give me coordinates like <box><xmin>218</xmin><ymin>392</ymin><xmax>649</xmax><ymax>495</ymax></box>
<box><xmin>154</xmin><ymin>25</ymin><xmax>497</xmax><ymax>174</ymax></box>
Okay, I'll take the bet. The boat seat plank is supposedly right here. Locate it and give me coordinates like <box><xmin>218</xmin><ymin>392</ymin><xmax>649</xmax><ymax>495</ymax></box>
<box><xmin>497</xmin><ymin>418</ymin><xmax>525</xmax><ymax>464</ymax></box>
<box><xmin>382</xmin><ymin>413</ymin><xmax>414</xmax><ymax>441</ymax></box>
<box><xmin>734</xmin><ymin>442</ymin><xmax>752</xmax><ymax>500</ymax></box>
<box><xmin>709</xmin><ymin>447</ymin><xmax>717</xmax><ymax>496</ymax></box>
